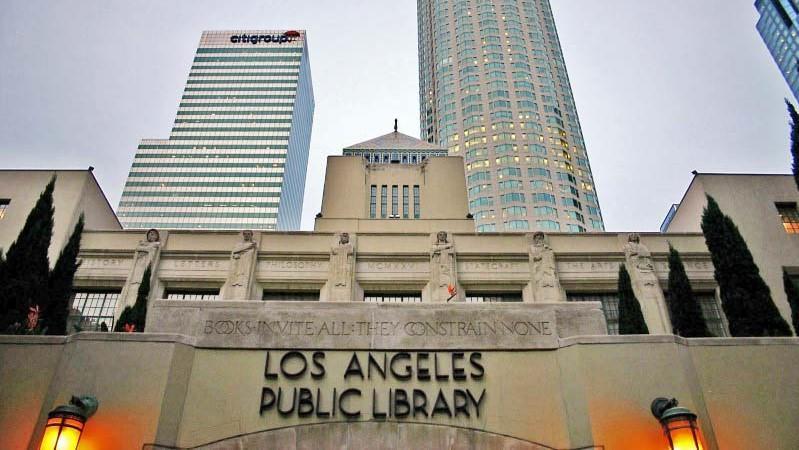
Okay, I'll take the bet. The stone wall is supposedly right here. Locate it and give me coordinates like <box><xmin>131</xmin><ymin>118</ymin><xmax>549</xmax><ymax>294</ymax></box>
<box><xmin>2</xmin><ymin>333</ymin><xmax>797</xmax><ymax>450</ymax></box>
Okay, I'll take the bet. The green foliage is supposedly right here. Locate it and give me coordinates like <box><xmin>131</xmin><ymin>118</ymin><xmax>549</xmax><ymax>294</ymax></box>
<box><xmin>45</xmin><ymin>215</ymin><xmax>85</xmax><ymax>335</ymax></box>
<box><xmin>0</xmin><ymin>176</ymin><xmax>55</xmax><ymax>330</ymax></box>
<box><xmin>114</xmin><ymin>265</ymin><xmax>151</xmax><ymax>332</ymax></box>
<box><xmin>783</xmin><ymin>270</ymin><xmax>799</xmax><ymax>335</ymax></box>
<box><xmin>701</xmin><ymin>195</ymin><xmax>792</xmax><ymax>336</ymax></box>
<box><xmin>666</xmin><ymin>245</ymin><xmax>711</xmax><ymax>337</ymax></box>
<box><xmin>787</xmin><ymin>100</ymin><xmax>799</xmax><ymax>191</ymax></box>
<box><xmin>617</xmin><ymin>264</ymin><xmax>649</xmax><ymax>335</ymax></box>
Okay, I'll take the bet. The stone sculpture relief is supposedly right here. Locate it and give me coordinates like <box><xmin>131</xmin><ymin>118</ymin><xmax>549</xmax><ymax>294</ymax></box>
<box><xmin>331</xmin><ymin>232</ymin><xmax>355</xmax><ymax>287</ymax></box>
<box><xmin>221</xmin><ymin>230</ymin><xmax>258</xmax><ymax>300</ymax></box>
<box><xmin>323</xmin><ymin>232</ymin><xmax>357</xmax><ymax>302</ymax></box>
<box><xmin>623</xmin><ymin>233</ymin><xmax>656</xmax><ymax>286</ymax></box>
<box><xmin>119</xmin><ymin>229</ymin><xmax>162</xmax><ymax>309</ymax></box>
<box><xmin>429</xmin><ymin>231</ymin><xmax>460</xmax><ymax>302</ymax></box>
<box><xmin>622</xmin><ymin>233</ymin><xmax>671</xmax><ymax>334</ymax></box>
<box><xmin>528</xmin><ymin>232</ymin><xmax>564</xmax><ymax>302</ymax></box>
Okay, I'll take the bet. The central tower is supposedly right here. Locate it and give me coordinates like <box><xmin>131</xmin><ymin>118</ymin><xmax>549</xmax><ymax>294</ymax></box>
<box><xmin>418</xmin><ymin>0</ymin><xmax>603</xmax><ymax>232</ymax></box>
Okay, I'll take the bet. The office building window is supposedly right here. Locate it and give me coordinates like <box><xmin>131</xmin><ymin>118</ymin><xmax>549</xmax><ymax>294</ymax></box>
<box><xmin>776</xmin><ymin>202</ymin><xmax>799</xmax><ymax>234</ymax></box>
<box><xmin>568</xmin><ymin>293</ymin><xmax>619</xmax><ymax>335</ymax></box>
<box><xmin>263</xmin><ymin>291</ymin><xmax>319</xmax><ymax>301</ymax></box>
<box><xmin>0</xmin><ymin>199</ymin><xmax>9</xmax><ymax>220</ymax></box>
<box><xmin>370</xmin><ymin>185</ymin><xmax>377</xmax><ymax>218</ymax></box>
<box><xmin>695</xmin><ymin>293</ymin><xmax>727</xmax><ymax>337</ymax></box>
<box><xmin>413</xmin><ymin>185</ymin><xmax>420</xmax><ymax>218</ymax></box>
<box><xmin>381</xmin><ymin>185</ymin><xmax>388</xmax><ymax>218</ymax></box>
<box><xmin>403</xmin><ymin>185</ymin><xmax>409</xmax><ymax>218</ymax></box>
<box><xmin>165</xmin><ymin>290</ymin><xmax>219</xmax><ymax>300</ymax></box>
<box><xmin>392</xmin><ymin>185</ymin><xmax>399</xmax><ymax>217</ymax></box>
<box><xmin>365</xmin><ymin>293</ymin><xmax>422</xmax><ymax>303</ymax></box>
<box><xmin>71</xmin><ymin>291</ymin><xmax>120</xmax><ymax>331</ymax></box>
<box><xmin>465</xmin><ymin>293</ymin><xmax>522</xmax><ymax>303</ymax></box>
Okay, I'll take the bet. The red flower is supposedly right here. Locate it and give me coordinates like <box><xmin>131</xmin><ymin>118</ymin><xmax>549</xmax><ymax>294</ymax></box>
<box><xmin>26</xmin><ymin>305</ymin><xmax>40</xmax><ymax>331</ymax></box>
<box><xmin>447</xmin><ymin>284</ymin><xmax>457</xmax><ymax>297</ymax></box>
<box><xmin>123</xmin><ymin>323</ymin><xmax>136</xmax><ymax>333</ymax></box>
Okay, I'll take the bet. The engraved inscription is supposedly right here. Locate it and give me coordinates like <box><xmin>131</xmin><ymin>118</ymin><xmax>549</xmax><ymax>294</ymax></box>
<box><xmin>262</xmin><ymin>260</ymin><xmax>324</xmax><ymax>270</ymax></box>
<box><xmin>460</xmin><ymin>261</ymin><xmax>523</xmax><ymax>271</ymax></box>
<box><xmin>561</xmin><ymin>261</ymin><xmax>619</xmax><ymax>272</ymax></box>
<box><xmin>363</xmin><ymin>262</ymin><xmax>422</xmax><ymax>271</ymax></box>
<box><xmin>172</xmin><ymin>259</ymin><xmax>223</xmax><ymax>269</ymax></box>
<box><xmin>81</xmin><ymin>258</ymin><xmax>124</xmax><ymax>268</ymax></box>
<box><xmin>203</xmin><ymin>319</ymin><xmax>553</xmax><ymax>338</ymax></box>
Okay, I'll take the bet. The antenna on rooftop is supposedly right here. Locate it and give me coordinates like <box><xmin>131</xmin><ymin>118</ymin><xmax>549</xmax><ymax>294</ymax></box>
<box><xmin>394</xmin><ymin>118</ymin><xmax>398</xmax><ymax>133</ymax></box>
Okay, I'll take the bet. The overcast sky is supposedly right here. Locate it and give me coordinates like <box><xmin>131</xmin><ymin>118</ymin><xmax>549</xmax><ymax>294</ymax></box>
<box><xmin>0</xmin><ymin>0</ymin><xmax>793</xmax><ymax>231</ymax></box>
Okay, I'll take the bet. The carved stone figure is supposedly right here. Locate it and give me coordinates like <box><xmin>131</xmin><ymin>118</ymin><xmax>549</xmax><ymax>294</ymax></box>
<box><xmin>624</xmin><ymin>233</ymin><xmax>656</xmax><ymax>285</ymax></box>
<box><xmin>221</xmin><ymin>230</ymin><xmax>258</xmax><ymax>300</ymax></box>
<box><xmin>528</xmin><ymin>232</ymin><xmax>563</xmax><ymax>302</ymax></box>
<box><xmin>622</xmin><ymin>233</ymin><xmax>671</xmax><ymax>334</ymax></box>
<box><xmin>429</xmin><ymin>231</ymin><xmax>458</xmax><ymax>302</ymax></box>
<box><xmin>119</xmin><ymin>229</ymin><xmax>162</xmax><ymax>309</ymax></box>
<box><xmin>331</xmin><ymin>232</ymin><xmax>354</xmax><ymax>288</ymax></box>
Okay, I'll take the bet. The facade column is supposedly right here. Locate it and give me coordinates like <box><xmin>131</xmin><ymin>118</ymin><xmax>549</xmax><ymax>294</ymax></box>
<box><xmin>117</xmin><ymin>229</ymin><xmax>167</xmax><ymax>317</ymax></box>
<box><xmin>524</xmin><ymin>232</ymin><xmax>566</xmax><ymax>303</ymax></box>
<box><xmin>623</xmin><ymin>233</ymin><xmax>672</xmax><ymax>334</ymax></box>
<box><xmin>425</xmin><ymin>231</ymin><xmax>462</xmax><ymax>303</ymax></box>
<box><xmin>220</xmin><ymin>230</ymin><xmax>260</xmax><ymax>300</ymax></box>
<box><xmin>321</xmin><ymin>232</ymin><xmax>360</xmax><ymax>302</ymax></box>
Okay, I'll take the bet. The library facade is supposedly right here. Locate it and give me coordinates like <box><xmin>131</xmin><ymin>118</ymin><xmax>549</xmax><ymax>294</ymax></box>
<box><xmin>2</xmin><ymin>155</ymin><xmax>798</xmax><ymax>449</ymax></box>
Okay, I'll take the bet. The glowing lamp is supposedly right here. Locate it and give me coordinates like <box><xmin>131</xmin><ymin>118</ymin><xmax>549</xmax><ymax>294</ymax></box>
<box><xmin>651</xmin><ymin>397</ymin><xmax>706</xmax><ymax>450</ymax></box>
<box><xmin>40</xmin><ymin>396</ymin><xmax>98</xmax><ymax>450</ymax></box>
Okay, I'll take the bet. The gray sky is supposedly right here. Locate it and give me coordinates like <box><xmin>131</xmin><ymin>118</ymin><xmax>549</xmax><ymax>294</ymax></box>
<box><xmin>0</xmin><ymin>0</ymin><xmax>793</xmax><ymax>231</ymax></box>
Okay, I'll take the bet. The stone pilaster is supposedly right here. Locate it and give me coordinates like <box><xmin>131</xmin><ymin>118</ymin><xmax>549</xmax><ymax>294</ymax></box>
<box><xmin>321</xmin><ymin>232</ymin><xmax>359</xmax><ymax>302</ymax></box>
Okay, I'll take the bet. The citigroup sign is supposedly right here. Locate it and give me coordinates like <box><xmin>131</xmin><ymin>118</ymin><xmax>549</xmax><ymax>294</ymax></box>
<box><xmin>230</xmin><ymin>31</ymin><xmax>301</xmax><ymax>45</ymax></box>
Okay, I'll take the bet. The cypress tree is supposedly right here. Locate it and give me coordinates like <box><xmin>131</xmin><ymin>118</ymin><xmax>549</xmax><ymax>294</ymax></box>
<box><xmin>783</xmin><ymin>270</ymin><xmax>799</xmax><ymax>335</ymax></box>
<box><xmin>114</xmin><ymin>265</ymin><xmax>151</xmax><ymax>332</ymax></box>
<box><xmin>701</xmin><ymin>195</ymin><xmax>792</xmax><ymax>336</ymax></box>
<box><xmin>787</xmin><ymin>100</ymin><xmax>799</xmax><ymax>190</ymax></box>
<box><xmin>0</xmin><ymin>176</ymin><xmax>55</xmax><ymax>330</ymax></box>
<box><xmin>666</xmin><ymin>245</ymin><xmax>711</xmax><ymax>337</ymax></box>
<box><xmin>45</xmin><ymin>215</ymin><xmax>84</xmax><ymax>335</ymax></box>
<box><xmin>617</xmin><ymin>264</ymin><xmax>649</xmax><ymax>334</ymax></box>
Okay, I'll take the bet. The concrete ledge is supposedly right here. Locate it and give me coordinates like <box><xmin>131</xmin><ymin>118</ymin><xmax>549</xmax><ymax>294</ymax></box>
<box><xmin>558</xmin><ymin>334</ymin><xmax>799</xmax><ymax>348</ymax></box>
<box><xmin>142</xmin><ymin>420</ymin><xmax>594</xmax><ymax>450</ymax></box>
<box><xmin>2</xmin><ymin>331</ymin><xmax>797</xmax><ymax>351</ymax></box>
<box><xmin>0</xmin><ymin>332</ymin><xmax>197</xmax><ymax>346</ymax></box>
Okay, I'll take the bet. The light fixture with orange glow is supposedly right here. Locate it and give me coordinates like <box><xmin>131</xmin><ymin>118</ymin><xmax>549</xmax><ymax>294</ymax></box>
<box><xmin>40</xmin><ymin>396</ymin><xmax>98</xmax><ymax>450</ymax></box>
<box><xmin>651</xmin><ymin>397</ymin><xmax>706</xmax><ymax>450</ymax></box>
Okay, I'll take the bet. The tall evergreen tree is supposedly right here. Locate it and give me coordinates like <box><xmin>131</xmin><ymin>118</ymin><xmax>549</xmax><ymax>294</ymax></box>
<box><xmin>666</xmin><ymin>245</ymin><xmax>711</xmax><ymax>337</ymax></box>
<box><xmin>783</xmin><ymin>270</ymin><xmax>799</xmax><ymax>335</ymax></box>
<box><xmin>114</xmin><ymin>265</ymin><xmax>151</xmax><ymax>332</ymax></box>
<box><xmin>617</xmin><ymin>264</ymin><xmax>649</xmax><ymax>334</ymax></box>
<box><xmin>45</xmin><ymin>215</ymin><xmax>84</xmax><ymax>335</ymax></box>
<box><xmin>701</xmin><ymin>195</ymin><xmax>792</xmax><ymax>336</ymax></box>
<box><xmin>0</xmin><ymin>176</ymin><xmax>55</xmax><ymax>330</ymax></box>
<box><xmin>787</xmin><ymin>100</ymin><xmax>799</xmax><ymax>190</ymax></box>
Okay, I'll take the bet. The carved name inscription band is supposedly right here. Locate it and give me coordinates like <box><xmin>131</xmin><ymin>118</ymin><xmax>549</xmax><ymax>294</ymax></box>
<box><xmin>147</xmin><ymin>301</ymin><xmax>607</xmax><ymax>350</ymax></box>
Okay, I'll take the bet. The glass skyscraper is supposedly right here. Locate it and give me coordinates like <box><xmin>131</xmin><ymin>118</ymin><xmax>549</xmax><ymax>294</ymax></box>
<box><xmin>119</xmin><ymin>30</ymin><xmax>314</xmax><ymax>231</ymax></box>
<box><xmin>418</xmin><ymin>0</ymin><xmax>603</xmax><ymax>233</ymax></box>
<box><xmin>756</xmin><ymin>0</ymin><xmax>799</xmax><ymax>100</ymax></box>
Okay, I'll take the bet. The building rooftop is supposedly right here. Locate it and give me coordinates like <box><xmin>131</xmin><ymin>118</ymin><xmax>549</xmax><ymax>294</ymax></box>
<box><xmin>344</xmin><ymin>130</ymin><xmax>444</xmax><ymax>152</ymax></box>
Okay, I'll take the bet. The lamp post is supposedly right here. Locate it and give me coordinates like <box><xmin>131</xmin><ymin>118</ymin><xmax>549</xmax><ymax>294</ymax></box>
<box><xmin>40</xmin><ymin>396</ymin><xmax>98</xmax><ymax>450</ymax></box>
<box><xmin>651</xmin><ymin>397</ymin><xmax>706</xmax><ymax>450</ymax></box>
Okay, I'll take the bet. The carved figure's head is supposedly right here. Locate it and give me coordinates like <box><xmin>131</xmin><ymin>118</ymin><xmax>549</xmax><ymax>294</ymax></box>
<box><xmin>436</xmin><ymin>231</ymin><xmax>448</xmax><ymax>243</ymax></box>
<box><xmin>146</xmin><ymin>229</ymin><xmax>160</xmax><ymax>243</ymax></box>
<box><xmin>532</xmin><ymin>231</ymin><xmax>546</xmax><ymax>245</ymax></box>
<box><xmin>242</xmin><ymin>230</ymin><xmax>254</xmax><ymax>242</ymax></box>
<box><xmin>628</xmin><ymin>233</ymin><xmax>641</xmax><ymax>244</ymax></box>
<box><xmin>339</xmin><ymin>232</ymin><xmax>350</xmax><ymax>245</ymax></box>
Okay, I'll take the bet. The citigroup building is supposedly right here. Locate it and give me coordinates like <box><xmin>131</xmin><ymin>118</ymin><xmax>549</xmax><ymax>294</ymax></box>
<box><xmin>118</xmin><ymin>30</ymin><xmax>314</xmax><ymax>231</ymax></box>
